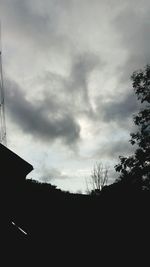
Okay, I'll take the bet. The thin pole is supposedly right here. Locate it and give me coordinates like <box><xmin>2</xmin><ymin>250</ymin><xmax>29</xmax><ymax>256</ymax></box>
<box><xmin>0</xmin><ymin>21</ymin><xmax>7</xmax><ymax>146</ymax></box>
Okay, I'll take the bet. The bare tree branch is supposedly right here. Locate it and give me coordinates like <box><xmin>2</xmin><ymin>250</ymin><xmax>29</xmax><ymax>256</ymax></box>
<box><xmin>86</xmin><ymin>162</ymin><xmax>109</xmax><ymax>194</ymax></box>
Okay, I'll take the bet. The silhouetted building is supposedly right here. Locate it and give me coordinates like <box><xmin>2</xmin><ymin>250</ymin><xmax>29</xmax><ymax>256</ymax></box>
<box><xmin>0</xmin><ymin>144</ymin><xmax>33</xmax><ymax>245</ymax></box>
<box><xmin>0</xmin><ymin>143</ymin><xmax>33</xmax><ymax>186</ymax></box>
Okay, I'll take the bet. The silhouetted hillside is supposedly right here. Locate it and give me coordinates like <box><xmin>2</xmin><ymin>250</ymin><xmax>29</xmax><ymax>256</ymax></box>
<box><xmin>1</xmin><ymin>144</ymin><xmax>150</xmax><ymax>264</ymax></box>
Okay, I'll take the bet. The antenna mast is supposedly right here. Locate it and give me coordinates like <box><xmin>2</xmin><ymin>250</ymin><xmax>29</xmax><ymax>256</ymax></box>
<box><xmin>0</xmin><ymin>22</ymin><xmax>7</xmax><ymax>146</ymax></box>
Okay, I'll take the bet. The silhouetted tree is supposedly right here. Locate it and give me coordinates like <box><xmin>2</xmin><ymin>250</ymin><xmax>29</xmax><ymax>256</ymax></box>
<box><xmin>86</xmin><ymin>162</ymin><xmax>109</xmax><ymax>194</ymax></box>
<box><xmin>115</xmin><ymin>65</ymin><xmax>150</xmax><ymax>189</ymax></box>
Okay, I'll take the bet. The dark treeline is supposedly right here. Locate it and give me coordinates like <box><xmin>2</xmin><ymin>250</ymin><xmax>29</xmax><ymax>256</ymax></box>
<box><xmin>2</xmin><ymin>177</ymin><xmax>150</xmax><ymax>264</ymax></box>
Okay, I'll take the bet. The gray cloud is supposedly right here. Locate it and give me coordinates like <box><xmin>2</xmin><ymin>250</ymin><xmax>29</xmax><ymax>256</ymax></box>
<box><xmin>1</xmin><ymin>0</ymin><xmax>70</xmax><ymax>52</ymax></box>
<box><xmin>38</xmin><ymin>167</ymin><xmax>69</xmax><ymax>184</ymax></box>
<box><xmin>68</xmin><ymin>52</ymin><xmax>101</xmax><ymax>116</ymax></box>
<box><xmin>5</xmin><ymin>78</ymin><xmax>80</xmax><ymax>145</ymax></box>
<box><xmin>114</xmin><ymin>2</ymin><xmax>150</xmax><ymax>82</ymax></box>
<box><xmin>36</xmin><ymin>51</ymin><xmax>101</xmax><ymax>118</ymax></box>
<box><xmin>4</xmin><ymin>48</ymin><xmax>101</xmax><ymax>148</ymax></box>
<box><xmin>95</xmin><ymin>91</ymin><xmax>138</xmax><ymax>126</ymax></box>
<box><xmin>0</xmin><ymin>0</ymin><xmax>72</xmax><ymax>73</ymax></box>
<box><xmin>70</xmin><ymin>53</ymin><xmax>99</xmax><ymax>96</ymax></box>
<box><xmin>99</xmin><ymin>140</ymin><xmax>135</xmax><ymax>159</ymax></box>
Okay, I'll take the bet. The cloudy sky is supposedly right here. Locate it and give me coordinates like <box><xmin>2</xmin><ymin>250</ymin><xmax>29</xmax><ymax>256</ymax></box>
<box><xmin>0</xmin><ymin>0</ymin><xmax>149</xmax><ymax>192</ymax></box>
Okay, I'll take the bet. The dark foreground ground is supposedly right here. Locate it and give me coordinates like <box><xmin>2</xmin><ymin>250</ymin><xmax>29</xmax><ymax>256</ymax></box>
<box><xmin>1</xmin><ymin>179</ymin><xmax>150</xmax><ymax>265</ymax></box>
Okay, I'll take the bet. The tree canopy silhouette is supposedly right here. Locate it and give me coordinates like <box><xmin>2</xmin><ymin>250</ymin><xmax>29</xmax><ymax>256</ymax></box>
<box><xmin>115</xmin><ymin>65</ymin><xmax>150</xmax><ymax>189</ymax></box>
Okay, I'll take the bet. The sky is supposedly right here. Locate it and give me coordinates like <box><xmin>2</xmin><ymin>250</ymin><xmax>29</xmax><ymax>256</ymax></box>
<box><xmin>0</xmin><ymin>0</ymin><xmax>150</xmax><ymax>193</ymax></box>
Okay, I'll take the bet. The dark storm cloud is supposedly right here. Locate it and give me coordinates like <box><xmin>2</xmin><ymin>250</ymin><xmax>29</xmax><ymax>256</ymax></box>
<box><xmin>5</xmin><ymin>79</ymin><xmax>80</xmax><ymax>145</ymax></box>
<box><xmin>95</xmin><ymin>91</ymin><xmax>138</xmax><ymax>125</ymax></box>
